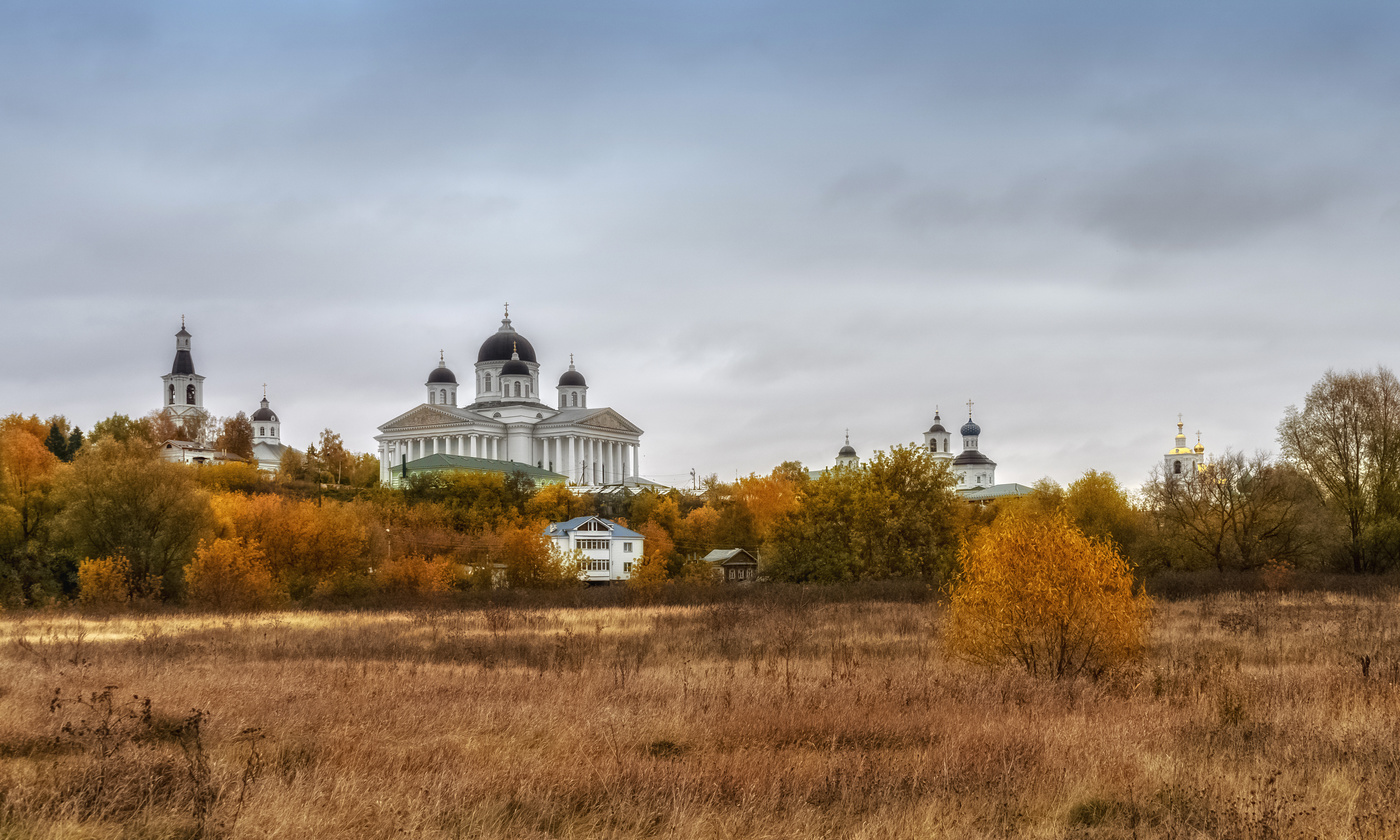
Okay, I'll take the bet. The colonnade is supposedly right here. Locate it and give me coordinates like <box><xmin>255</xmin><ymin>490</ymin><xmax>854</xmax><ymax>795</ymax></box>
<box><xmin>379</xmin><ymin>433</ymin><xmax>639</xmax><ymax>486</ymax></box>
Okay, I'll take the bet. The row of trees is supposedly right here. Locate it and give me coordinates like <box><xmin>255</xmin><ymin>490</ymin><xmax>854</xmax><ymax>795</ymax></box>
<box><xmin>3</xmin><ymin>365</ymin><xmax>1399</xmax><ymax>608</ymax></box>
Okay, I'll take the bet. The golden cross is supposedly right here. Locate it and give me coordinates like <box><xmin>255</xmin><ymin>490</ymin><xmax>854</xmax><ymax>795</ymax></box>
<box><xmin>966</xmin><ymin>399</ymin><xmax>974</xmax><ymax>418</ymax></box>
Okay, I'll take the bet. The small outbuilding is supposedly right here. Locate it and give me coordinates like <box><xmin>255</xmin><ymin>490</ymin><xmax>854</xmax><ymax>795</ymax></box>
<box><xmin>703</xmin><ymin>548</ymin><xmax>759</xmax><ymax>583</ymax></box>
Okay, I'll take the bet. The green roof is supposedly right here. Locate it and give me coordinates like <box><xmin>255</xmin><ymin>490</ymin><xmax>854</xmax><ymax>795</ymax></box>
<box><xmin>960</xmin><ymin>482</ymin><xmax>1035</xmax><ymax>501</ymax></box>
<box><xmin>397</xmin><ymin>453</ymin><xmax>567</xmax><ymax>485</ymax></box>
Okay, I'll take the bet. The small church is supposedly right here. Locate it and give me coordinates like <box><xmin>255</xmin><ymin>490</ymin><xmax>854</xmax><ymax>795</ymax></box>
<box><xmin>157</xmin><ymin>319</ymin><xmax>291</xmax><ymax>472</ymax></box>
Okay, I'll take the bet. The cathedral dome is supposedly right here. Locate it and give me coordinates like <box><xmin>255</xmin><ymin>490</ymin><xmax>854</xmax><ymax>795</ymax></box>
<box><xmin>928</xmin><ymin>411</ymin><xmax>947</xmax><ymax>434</ymax></box>
<box><xmin>427</xmin><ymin>365</ymin><xmax>457</xmax><ymax>384</ymax></box>
<box><xmin>559</xmin><ymin>369</ymin><xmax>586</xmax><ymax>387</ymax></box>
<box><xmin>838</xmin><ymin>444</ymin><xmax>856</xmax><ymax>457</ymax></box>
<box><xmin>960</xmin><ymin>419</ymin><xmax>981</xmax><ymax>436</ymax></box>
<box><xmin>251</xmin><ymin>397</ymin><xmax>278</xmax><ymax>422</ymax></box>
<box><xmin>477</xmin><ymin>313</ymin><xmax>537</xmax><ymax>363</ymax></box>
<box><xmin>501</xmin><ymin>358</ymin><xmax>530</xmax><ymax>376</ymax></box>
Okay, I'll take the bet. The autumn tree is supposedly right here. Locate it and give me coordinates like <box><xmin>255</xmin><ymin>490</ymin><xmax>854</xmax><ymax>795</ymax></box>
<box><xmin>88</xmin><ymin>413</ymin><xmax>156</xmax><ymax>446</ymax></box>
<box><xmin>315</xmin><ymin>429</ymin><xmax>349</xmax><ymax>484</ymax></box>
<box><xmin>278</xmin><ymin>446</ymin><xmax>308</xmax><ymax>481</ymax></box>
<box><xmin>945</xmin><ymin>509</ymin><xmax>1152</xmax><ymax>679</ymax></box>
<box><xmin>53</xmin><ymin>440</ymin><xmax>212</xmax><ymax>599</ymax></box>
<box><xmin>1142</xmin><ymin>450</ymin><xmax>1334</xmax><ymax>571</ymax></box>
<box><xmin>497</xmin><ymin>520</ymin><xmax>581</xmax><ymax>588</ymax></box>
<box><xmin>1278</xmin><ymin>366</ymin><xmax>1400</xmax><ymax>572</ymax></box>
<box><xmin>184</xmin><ymin>537</ymin><xmax>278</xmax><ymax>611</ymax></box>
<box><xmin>213</xmin><ymin>412</ymin><xmax>255</xmax><ymax>460</ymax></box>
<box><xmin>0</xmin><ymin>427</ymin><xmax>62</xmax><ymax>542</ymax></box>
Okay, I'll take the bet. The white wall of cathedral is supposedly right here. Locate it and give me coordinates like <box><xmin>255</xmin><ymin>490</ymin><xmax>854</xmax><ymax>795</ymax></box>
<box><xmin>954</xmin><ymin>465</ymin><xmax>996</xmax><ymax>487</ymax></box>
<box><xmin>253</xmin><ymin>421</ymin><xmax>280</xmax><ymax>443</ymax></box>
<box><xmin>426</xmin><ymin>385</ymin><xmax>458</xmax><ymax>406</ymax></box>
<box><xmin>162</xmin><ymin>374</ymin><xmax>204</xmax><ymax>412</ymax></box>
<box><xmin>375</xmin><ymin>430</ymin><xmax>640</xmax><ymax>488</ymax></box>
<box><xmin>474</xmin><ymin>361</ymin><xmax>541</xmax><ymax>401</ymax></box>
<box><xmin>923</xmin><ymin>430</ymin><xmax>952</xmax><ymax>457</ymax></box>
<box><xmin>1165</xmin><ymin>453</ymin><xmax>1203</xmax><ymax>478</ymax></box>
<box><xmin>557</xmin><ymin>387</ymin><xmax>587</xmax><ymax>409</ymax></box>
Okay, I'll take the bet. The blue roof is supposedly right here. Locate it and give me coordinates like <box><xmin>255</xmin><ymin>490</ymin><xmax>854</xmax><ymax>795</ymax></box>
<box><xmin>544</xmin><ymin>515</ymin><xmax>644</xmax><ymax>539</ymax></box>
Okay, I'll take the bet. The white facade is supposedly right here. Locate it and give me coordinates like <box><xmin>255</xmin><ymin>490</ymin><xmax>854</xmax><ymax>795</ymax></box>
<box><xmin>375</xmin><ymin>311</ymin><xmax>644</xmax><ymax>488</ymax></box>
<box><xmin>544</xmin><ymin>516</ymin><xmax>644</xmax><ymax>583</ymax></box>
<box><xmin>1165</xmin><ymin>418</ymin><xmax>1206</xmax><ymax>478</ymax></box>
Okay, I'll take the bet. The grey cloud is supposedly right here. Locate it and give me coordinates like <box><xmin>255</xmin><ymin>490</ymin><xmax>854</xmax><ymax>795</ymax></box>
<box><xmin>1074</xmin><ymin>150</ymin><xmax>1350</xmax><ymax>251</ymax></box>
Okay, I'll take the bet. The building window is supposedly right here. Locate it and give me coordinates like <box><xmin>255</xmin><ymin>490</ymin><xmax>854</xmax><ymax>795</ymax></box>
<box><xmin>513</xmin><ymin>382</ymin><xmax>521</xmax><ymax>397</ymax></box>
<box><xmin>168</xmin><ymin>384</ymin><xmax>175</xmax><ymax>405</ymax></box>
<box><xmin>571</xmin><ymin>392</ymin><xmax>578</xmax><ymax>406</ymax></box>
<box><xmin>943</xmin><ymin>439</ymin><xmax>949</xmax><ymax>452</ymax></box>
<box><xmin>440</xmin><ymin>389</ymin><xmax>447</xmax><ymax>403</ymax></box>
<box><xmin>429</xmin><ymin>392</ymin><xmax>435</xmax><ymax>404</ymax></box>
<box><xmin>587</xmin><ymin>558</ymin><xmax>610</xmax><ymax>572</ymax></box>
<box><xmin>1173</xmin><ymin>460</ymin><xmax>1182</xmax><ymax>475</ymax></box>
<box><xmin>623</xmin><ymin>561</ymin><xmax>633</xmax><ymax>573</ymax></box>
<box><xmin>559</xmin><ymin>395</ymin><xmax>566</xmax><ymax>409</ymax></box>
<box><xmin>578</xmin><ymin>538</ymin><xmax>609</xmax><ymax>550</ymax></box>
<box><xmin>186</xmin><ymin>384</ymin><xmax>196</xmax><ymax>404</ymax></box>
<box><xmin>623</xmin><ymin>542</ymin><xmax>632</xmax><ymax>553</ymax></box>
<box><xmin>259</xmin><ymin>426</ymin><xmax>265</xmax><ymax>437</ymax></box>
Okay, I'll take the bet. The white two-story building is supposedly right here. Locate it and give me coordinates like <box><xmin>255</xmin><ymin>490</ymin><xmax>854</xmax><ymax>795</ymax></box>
<box><xmin>543</xmin><ymin>516</ymin><xmax>644</xmax><ymax>583</ymax></box>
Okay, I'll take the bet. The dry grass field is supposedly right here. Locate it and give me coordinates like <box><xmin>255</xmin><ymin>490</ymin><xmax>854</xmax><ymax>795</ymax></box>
<box><xmin>2</xmin><ymin>588</ymin><xmax>1399</xmax><ymax>839</ymax></box>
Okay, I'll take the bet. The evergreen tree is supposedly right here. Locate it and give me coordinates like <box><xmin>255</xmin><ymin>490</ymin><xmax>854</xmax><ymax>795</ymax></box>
<box><xmin>43</xmin><ymin>424</ymin><xmax>69</xmax><ymax>461</ymax></box>
<box><xmin>65</xmin><ymin>428</ymin><xmax>83</xmax><ymax>460</ymax></box>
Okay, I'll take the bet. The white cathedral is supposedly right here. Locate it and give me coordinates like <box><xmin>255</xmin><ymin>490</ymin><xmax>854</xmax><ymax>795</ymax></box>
<box><xmin>374</xmin><ymin>309</ymin><xmax>645</xmax><ymax>488</ymax></box>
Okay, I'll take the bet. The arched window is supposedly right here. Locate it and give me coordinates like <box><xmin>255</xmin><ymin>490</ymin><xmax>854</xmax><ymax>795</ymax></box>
<box><xmin>571</xmin><ymin>392</ymin><xmax>578</xmax><ymax>407</ymax></box>
<box><xmin>429</xmin><ymin>391</ymin><xmax>435</xmax><ymax>404</ymax></box>
<box><xmin>259</xmin><ymin>426</ymin><xmax>266</xmax><ymax>437</ymax></box>
<box><xmin>484</xmin><ymin>373</ymin><xmax>492</xmax><ymax>391</ymax></box>
<box><xmin>1173</xmin><ymin>460</ymin><xmax>1182</xmax><ymax>475</ymax></box>
<box><xmin>943</xmin><ymin>439</ymin><xmax>949</xmax><ymax>452</ymax></box>
<box><xmin>168</xmin><ymin>384</ymin><xmax>175</xmax><ymax>405</ymax></box>
<box><xmin>186</xmin><ymin>384</ymin><xmax>196</xmax><ymax>404</ymax></box>
<box><xmin>513</xmin><ymin>381</ymin><xmax>521</xmax><ymax>397</ymax></box>
<box><xmin>440</xmin><ymin>389</ymin><xmax>447</xmax><ymax>403</ymax></box>
<box><xmin>526</xmin><ymin>384</ymin><xmax>530</xmax><ymax>397</ymax></box>
<box><xmin>559</xmin><ymin>395</ymin><xmax>566</xmax><ymax>409</ymax></box>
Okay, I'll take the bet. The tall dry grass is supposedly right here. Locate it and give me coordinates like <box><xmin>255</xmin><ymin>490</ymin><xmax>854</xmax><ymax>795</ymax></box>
<box><xmin>1</xmin><ymin>588</ymin><xmax>1399</xmax><ymax>839</ymax></box>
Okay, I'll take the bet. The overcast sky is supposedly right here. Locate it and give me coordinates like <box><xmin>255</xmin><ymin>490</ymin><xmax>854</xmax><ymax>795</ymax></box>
<box><xmin>3</xmin><ymin>1</ymin><xmax>1398</xmax><ymax>490</ymax></box>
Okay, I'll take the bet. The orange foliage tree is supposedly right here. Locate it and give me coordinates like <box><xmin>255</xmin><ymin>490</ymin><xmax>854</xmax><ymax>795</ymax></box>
<box><xmin>185</xmin><ymin>537</ymin><xmax>278</xmax><ymax>611</ymax></box>
<box><xmin>208</xmin><ymin>492</ymin><xmax>377</xmax><ymax>598</ymax></box>
<box><xmin>77</xmin><ymin>555</ymin><xmax>131</xmax><ymax>608</ymax></box>
<box><xmin>0</xmin><ymin>427</ymin><xmax>61</xmax><ymax>542</ymax></box>
<box><xmin>498</xmin><ymin>520</ymin><xmax>581</xmax><ymax>588</ymax></box>
<box><xmin>373</xmin><ymin>554</ymin><xmax>462</xmax><ymax>594</ymax></box>
<box><xmin>945</xmin><ymin>510</ymin><xmax>1152</xmax><ymax>679</ymax></box>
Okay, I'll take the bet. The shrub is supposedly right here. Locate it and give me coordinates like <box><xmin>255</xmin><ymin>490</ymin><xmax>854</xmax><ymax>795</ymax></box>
<box><xmin>78</xmin><ymin>555</ymin><xmax>131</xmax><ymax>608</ymax></box>
<box><xmin>184</xmin><ymin>538</ymin><xmax>278</xmax><ymax>611</ymax></box>
<box><xmin>945</xmin><ymin>510</ymin><xmax>1152</xmax><ymax>679</ymax></box>
<box><xmin>373</xmin><ymin>554</ymin><xmax>462</xmax><ymax>594</ymax></box>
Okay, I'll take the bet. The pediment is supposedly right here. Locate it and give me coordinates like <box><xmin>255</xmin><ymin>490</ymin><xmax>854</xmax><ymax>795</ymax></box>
<box><xmin>579</xmin><ymin>409</ymin><xmax>643</xmax><ymax>434</ymax></box>
<box><xmin>380</xmin><ymin>404</ymin><xmax>473</xmax><ymax>431</ymax></box>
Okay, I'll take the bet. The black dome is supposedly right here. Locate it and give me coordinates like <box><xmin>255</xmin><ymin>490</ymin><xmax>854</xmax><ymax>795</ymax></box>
<box><xmin>171</xmin><ymin>351</ymin><xmax>196</xmax><ymax>376</ymax></box>
<box><xmin>427</xmin><ymin>366</ymin><xmax>457</xmax><ymax>384</ymax></box>
<box><xmin>960</xmin><ymin>419</ymin><xmax>981</xmax><ymax>436</ymax></box>
<box><xmin>501</xmin><ymin>358</ymin><xmax>529</xmax><ymax>376</ymax></box>
<box><xmin>477</xmin><ymin>318</ymin><xmax>537</xmax><ymax>363</ymax></box>
<box><xmin>952</xmin><ymin>449</ymin><xmax>995</xmax><ymax>467</ymax></box>
<box><xmin>928</xmin><ymin>413</ymin><xmax>947</xmax><ymax>434</ymax></box>
<box><xmin>838</xmin><ymin>445</ymin><xmax>856</xmax><ymax>457</ymax></box>
<box><xmin>251</xmin><ymin>397</ymin><xmax>277</xmax><ymax>422</ymax></box>
<box><xmin>559</xmin><ymin>369</ymin><xmax>586</xmax><ymax>387</ymax></box>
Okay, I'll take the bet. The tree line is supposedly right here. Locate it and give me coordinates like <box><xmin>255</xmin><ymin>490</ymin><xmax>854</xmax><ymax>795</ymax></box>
<box><xmin>2</xmin><ymin>366</ymin><xmax>1397</xmax><ymax>608</ymax></box>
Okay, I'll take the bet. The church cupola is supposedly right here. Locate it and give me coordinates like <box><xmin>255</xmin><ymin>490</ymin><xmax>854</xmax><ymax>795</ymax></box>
<box><xmin>251</xmin><ymin>389</ymin><xmax>281</xmax><ymax>444</ymax></box>
<box><xmin>950</xmin><ymin>401</ymin><xmax>996</xmax><ymax>488</ymax></box>
<box><xmin>159</xmin><ymin>315</ymin><xmax>209</xmax><ymax>437</ymax></box>
<box><xmin>923</xmin><ymin>408</ymin><xmax>953</xmax><ymax>460</ymax></box>
<box><xmin>425</xmin><ymin>351</ymin><xmax>458</xmax><ymax>406</ymax></box>
<box><xmin>1165</xmin><ymin>415</ymin><xmax>1205</xmax><ymax>478</ymax></box>
<box><xmin>836</xmin><ymin>431</ymin><xmax>858</xmax><ymax>467</ymax></box>
<box><xmin>498</xmin><ymin>343</ymin><xmax>533</xmax><ymax>402</ymax></box>
<box><xmin>473</xmin><ymin>304</ymin><xmax>540</xmax><ymax>403</ymax></box>
<box><xmin>557</xmin><ymin>354</ymin><xmax>588</xmax><ymax>409</ymax></box>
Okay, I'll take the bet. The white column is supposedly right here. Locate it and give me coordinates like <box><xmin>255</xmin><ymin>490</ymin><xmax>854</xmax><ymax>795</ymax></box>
<box><xmin>632</xmin><ymin>444</ymin><xmax>639</xmax><ymax>478</ymax></box>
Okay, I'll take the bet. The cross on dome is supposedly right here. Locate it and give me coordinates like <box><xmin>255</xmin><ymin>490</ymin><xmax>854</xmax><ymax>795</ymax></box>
<box><xmin>966</xmin><ymin>398</ymin><xmax>974</xmax><ymax>418</ymax></box>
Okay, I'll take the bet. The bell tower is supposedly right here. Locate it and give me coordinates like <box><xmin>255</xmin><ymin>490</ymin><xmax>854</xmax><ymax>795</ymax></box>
<box><xmin>159</xmin><ymin>316</ymin><xmax>209</xmax><ymax>439</ymax></box>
